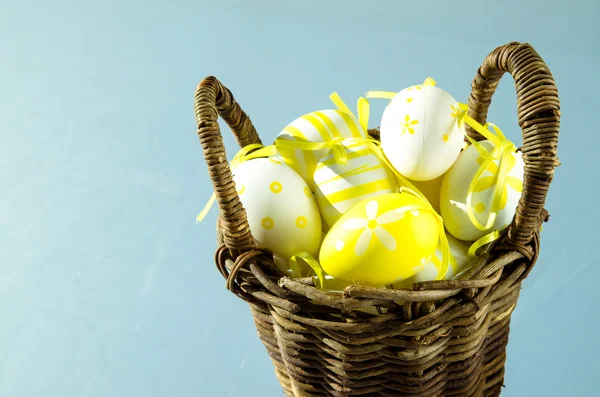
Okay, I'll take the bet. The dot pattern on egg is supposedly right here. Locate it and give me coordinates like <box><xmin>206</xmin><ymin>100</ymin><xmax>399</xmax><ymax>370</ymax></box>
<box><xmin>270</xmin><ymin>181</ymin><xmax>282</xmax><ymax>193</ymax></box>
<box><xmin>257</xmin><ymin>180</ymin><xmax>310</xmax><ymax>231</ymax></box>
<box><xmin>296</xmin><ymin>216</ymin><xmax>307</xmax><ymax>228</ymax></box>
<box><xmin>261</xmin><ymin>217</ymin><xmax>274</xmax><ymax>230</ymax></box>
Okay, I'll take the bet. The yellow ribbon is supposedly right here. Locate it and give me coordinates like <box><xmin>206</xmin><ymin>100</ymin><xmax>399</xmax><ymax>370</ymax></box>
<box><xmin>455</xmin><ymin>103</ymin><xmax>518</xmax><ymax>233</ymax></box>
<box><xmin>365</xmin><ymin>77</ymin><xmax>437</xmax><ymax>100</ymax></box>
<box><xmin>329</xmin><ymin>92</ymin><xmax>370</xmax><ymax>132</ymax></box>
<box><xmin>453</xmin><ymin>103</ymin><xmax>523</xmax><ymax>259</ymax></box>
<box><xmin>467</xmin><ymin>230</ymin><xmax>500</xmax><ymax>259</ymax></box>
<box><xmin>290</xmin><ymin>252</ymin><xmax>324</xmax><ymax>286</ymax></box>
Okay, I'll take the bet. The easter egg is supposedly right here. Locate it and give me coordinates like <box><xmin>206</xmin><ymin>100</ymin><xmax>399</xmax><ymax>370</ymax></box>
<box><xmin>440</xmin><ymin>140</ymin><xmax>524</xmax><ymax>242</ymax></box>
<box><xmin>392</xmin><ymin>234</ymin><xmax>470</xmax><ymax>288</ymax></box>
<box><xmin>232</xmin><ymin>158</ymin><xmax>322</xmax><ymax>258</ymax></box>
<box><xmin>273</xmin><ymin>109</ymin><xmax>368</xmax><ymax>189</ymax></box>
<box><xmin>409</xmin><ymin>174</ymin><xmax>444</xmax><ymax>214</ymax></box>
<box><xmin>319</xmin><ymin>193</ymin><xmax>439</xmax><ymax>286</ymax></box>
<box><xmin>379</xmin><ymin>83</ymin><xmax>464</xmax><ymax>181</ymax></box>
<box><xmin>313</xmin><ymin>140</ymin><xmax>398</xmax><ymax>228</ymax></box>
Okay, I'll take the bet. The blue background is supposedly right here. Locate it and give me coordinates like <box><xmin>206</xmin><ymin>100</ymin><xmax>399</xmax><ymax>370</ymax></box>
<box><xmin>2</xmin><ymin>0</ymin><xmax>597</xmax><ymax>396</ymax></box>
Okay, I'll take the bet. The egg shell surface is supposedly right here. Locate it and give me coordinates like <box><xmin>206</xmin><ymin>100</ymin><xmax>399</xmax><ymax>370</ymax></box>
<box><xmin>440</xmin><ymin>140</ymin><xmax>525</xmax><ymax>241</ymax></box>
<box><xmin>409</xmin><ymin>174</ymin><xmax>444</xmax><ymax>214</ymax></box>
<box><xmin>313</xmin><ymin>140</ymin><xmax>398</xmax><ymax>228</ymax></box>
<box><xmin>273</xmin><ymin>109</ymin><xmax>368</xmax><ymax>189</ymax></box>
<box><xmin>379</xmin><ymin>85</ymin><xmax>464</xmax><ymax>181</ymax></box>
<box><xmin>232</xmin><ymin>158</ymin><xmax>322</xmax><ymax>259</ymax></box>
<box><xmin>392</xmin><ymin>233</ymin><xmax>470</xmax><ymax>288</ymax></box>
<box><xmin>319</xmin><ymin>193</ymin><xmax>439</xmax><ymax>286</ymax></box>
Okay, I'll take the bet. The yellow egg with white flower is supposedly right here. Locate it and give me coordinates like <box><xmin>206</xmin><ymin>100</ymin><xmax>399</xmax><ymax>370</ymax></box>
<box><xmin>392</xmin><ymin>233</ymin><xmax>470</xmax><ymax>288</ymax></box>
<box><xmin>313</xmin><ymin>139</ymin><xmax>398</xmax><ymax>228</ymax></box>
<box><xmin>232</xmin><ymin>158</ymin><xmax>322</xmax><ymax>259</ymax></box>
<box><xmin>440</xmin><ymin>140</ymin><xmax>524</xmax><ymax>242</ymax></box>
<box><xmin>273</xmin><ymin>109</ymin><xmax>368</xmax><ymax>189</ymax></box>
<box><xmin>319</xmin><ymin>193</ymin><xmax>440</xmax><ymax>286</ymax></box>
<box><xmin>379</xmin><ymin>80</ymin><xmax>465</xmax><ymax>181</ymax></box>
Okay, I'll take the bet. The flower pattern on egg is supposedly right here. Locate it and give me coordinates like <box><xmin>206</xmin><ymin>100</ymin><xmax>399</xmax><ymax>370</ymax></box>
<box><xmin>401</xmin><ymin>115</ymin><xmax>419</xmax><ymax>135</ymax></box>
<box><xmin>341</xmin><ymin>200</ymin><xmax>402</xmax><ymax>256</ymax></box>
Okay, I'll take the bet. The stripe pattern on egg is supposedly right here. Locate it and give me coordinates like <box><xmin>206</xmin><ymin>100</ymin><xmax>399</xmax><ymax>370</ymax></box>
<box><xmin>313</xmin><ymin>140</ymin><xmax>398</xmax><ymax>228</ymax></box>
<box><xmin>273</xmin><ymin>109</ymin><xmax>368</xmax><ymax>190</ymax></box>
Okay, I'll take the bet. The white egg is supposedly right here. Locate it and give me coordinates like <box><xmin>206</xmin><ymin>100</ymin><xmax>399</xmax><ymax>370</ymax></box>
<box><xmin>273</xmin><ymin>109</ymin><xmax>368</xmax><ymax>190</ymax></box>
<box><xmin>313</xmin><ymin>140</ymin><xmax>397</xmax><ymax>228</ymax></box>
<box><xmin>232</xmin><ymin>158</ymin><xmax>322</xmax><ymax>258</ymax></box>
<box><xmin>379</xmin><ymin>84</ymin><xmax>464</xmax><ymax>181</ymax></box>
<box><xmin>440</xmin><ymin>140</ymin><xmax>524</xmax><ymax>242</ymax></box>
<box><xmin>392</xmin><ymin>234</ymin><xmax>471</xmax><ymax>288</ymax></box>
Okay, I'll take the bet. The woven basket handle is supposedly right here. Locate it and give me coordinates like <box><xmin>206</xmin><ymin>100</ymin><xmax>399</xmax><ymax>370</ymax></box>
<box><xmin>194</xmin><ymin>76</ymin><xmax>261</xmax><ymax>251</ymax></box>
<box><xmin>465</xmin><ymin>42</ymin><xmax>560</xmax><ymax>248</ymax></box>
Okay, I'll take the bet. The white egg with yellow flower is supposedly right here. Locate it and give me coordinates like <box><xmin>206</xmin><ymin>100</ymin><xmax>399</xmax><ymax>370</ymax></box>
<box><xmin>313</xmin><ymin>139</ymin><xmax>398</xmax><ymax>228</ymax></box>
<box><xmin>392</xmin><ymin>233</ymin><xmax>471</xmax><ymax>288</ymax></box>
<box><xmin>440</xmin><ymin>140</ymin><xmax>524</xmax><ymax>242</ymax></box>
<box><xmin>319</xmin><ymin>193</ymin><xmax>440</xmax><ymax>286</ymax></box>
<box><xmin>231</xmin><ymin>157</ymin><xmax>322</xmax><ymax>259</ymax></box>
<box><xmin>378</xmin><ymin>80</ymin><xmax>465</xmax><ymax>181</ymax></box>
<box><xmin>272</xmin><ymin>108</ymin><xmax>368</xmax><ymax>190</ymax></box>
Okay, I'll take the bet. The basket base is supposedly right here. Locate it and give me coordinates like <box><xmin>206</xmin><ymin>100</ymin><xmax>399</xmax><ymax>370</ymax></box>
<box><xmin>249</xmin><ymin>286</ymin><xmax>518</xmax><ymax>397</ymax></box>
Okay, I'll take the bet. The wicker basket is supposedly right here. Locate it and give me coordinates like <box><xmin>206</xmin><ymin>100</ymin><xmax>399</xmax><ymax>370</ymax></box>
<box><xmin>194</xmin><ymin>42</ymin><xmax>560</xmax><ymax>396</ymax></box>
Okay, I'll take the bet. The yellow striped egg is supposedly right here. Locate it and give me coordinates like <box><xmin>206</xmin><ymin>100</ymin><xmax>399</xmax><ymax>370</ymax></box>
<box><xmin>313</xmin><ymin>140</ymin><xmax>398</xmax><ymax>228</ymax></box>
<box><xmin>273</xmin><ymin>109</ymin><xmax>368</xmax><ymax>190</ymax></box>
<box><xmin>392</xmin><ymin>233</ymin><xmax>470</xmax><ymax>288</ymax></box>
<box><xmin>319</xmin><ymin>193</ymin><xmax>440</xmax><ymax>286</ymax></box>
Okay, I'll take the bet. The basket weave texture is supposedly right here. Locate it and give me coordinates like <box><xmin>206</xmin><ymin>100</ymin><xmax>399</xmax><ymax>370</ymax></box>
<box><xmin>194</xmin><ymin>42</ymin><xmax>560</xmax><ymax>396</ymax></box>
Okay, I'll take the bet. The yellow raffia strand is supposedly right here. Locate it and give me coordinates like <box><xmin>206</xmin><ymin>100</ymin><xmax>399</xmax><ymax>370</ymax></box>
<box><xmin>196</xmin><ymin>192</ymin><xmax>217</xmax><ymax>223</ymax></box>
<box><xmin>357</xmin><ymin>97</ymin><xmax>370</xmax><ymax>132</ymax></box>
<box><xmin>275</xmin><ymin>136</ymin><xmax>378</xmax><ymax>165</ymax></box>
<box><xmin>365</xmin><ymin>77</ymin><xmax>437</xmax><ymax>100</ymax></box>
<box><xmin>423</xmin><ymin>77</ymin><xmax>436</xmax><ymax>86</ymax></box>
<box><xmin>468</xmin><ymin>230</ymin><xmax>500</xmax><ymax>259</ymax></box>
<box><xmin>329</xmin><ymin>92</ymin><xmax>371</xmax><ymax>132</ymax></box>
<box><xmin>290</xmin><ymin>252</ymin><xmax>324</xmax><ymax>287</ymax></box>
<box><xmin>365</xmin><ymin>91</ymin><xmax>397</xmax><ymax>99</ymax></box>
<box><xmin>455</xmin><ymin>102</ymin><xmax>520</xmax><ymax>233</ymax></box>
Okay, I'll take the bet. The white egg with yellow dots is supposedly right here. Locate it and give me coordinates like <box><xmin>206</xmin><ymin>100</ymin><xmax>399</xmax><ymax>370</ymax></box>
<box><xmin>313</xmin><ymin>139</ymin><xmax>398</xmax><ymax>228</ymax></box>
<box><xmin>231</xmin><ymin>157</ymin><xmax>322</xmax><ymax>259</ymax></box>
<box><xmin>440</xmin><ymin>140</ymin><xmax>525</xmax><ymax>242</ymax></box>
<box><xmin>378</xmin><ymin>79</ymin><xmax>465</xmax><ymax>181</ymax></box>
<box><xmin>272</xmin><ymin>108</ymin><xmax>368</xmax><ymax>189</ymax></box>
